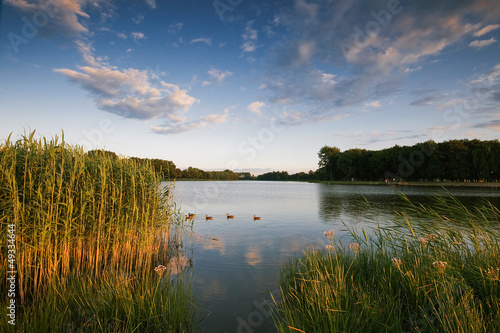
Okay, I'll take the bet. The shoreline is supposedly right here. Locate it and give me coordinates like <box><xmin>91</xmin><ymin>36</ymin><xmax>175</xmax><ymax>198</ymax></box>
<box><xmin>168</xmin><ymin>178</ymin><xmax>499</xmax><ymax>188</ymax></box>
<box><xmin>308</xmin><ymin>180</ymin><xmax>500</xmax><ymax>188</ymax></box>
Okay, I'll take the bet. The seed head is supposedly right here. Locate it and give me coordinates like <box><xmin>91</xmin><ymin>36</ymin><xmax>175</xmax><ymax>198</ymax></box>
<box><xmin>348</xmin><ymin>243</ymin><xmax>361</xmax><ymax>254</ymax></box>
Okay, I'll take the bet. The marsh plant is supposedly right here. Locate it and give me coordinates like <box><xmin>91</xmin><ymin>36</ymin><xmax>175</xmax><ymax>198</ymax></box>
<box><xmin>0</xmin><ymin>131</ymin><xmax>197</xmax><ymax>332</ymax></box>
<box><xmin>273</xmin><ymin>196</ymin><xmax>500</xmax><ymax>332</ymax></box>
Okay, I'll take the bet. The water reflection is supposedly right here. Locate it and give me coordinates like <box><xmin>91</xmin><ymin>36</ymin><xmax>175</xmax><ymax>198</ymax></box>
<box><xmin>317</xmin><ymin>184</ymin><xmax>500</xmax><ymax>228</ymax></box>
<box><xmin>169</xmin><ymin>181</ymin><xmax>499</xmax><ymax>333</ymax></box>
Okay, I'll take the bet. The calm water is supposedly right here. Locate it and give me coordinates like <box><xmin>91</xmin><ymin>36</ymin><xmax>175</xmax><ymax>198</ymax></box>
<box><xmin>169</xmin><ymin>181</ymin><xmax>500</xmax><ymax>333</ymax></box>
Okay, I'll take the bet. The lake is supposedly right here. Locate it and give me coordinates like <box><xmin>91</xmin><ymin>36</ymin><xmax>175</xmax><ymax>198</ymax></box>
<box><xmin>169</xmin><ymin>181</ymin><xmax>500</xmax><ymax>333</ymax></box>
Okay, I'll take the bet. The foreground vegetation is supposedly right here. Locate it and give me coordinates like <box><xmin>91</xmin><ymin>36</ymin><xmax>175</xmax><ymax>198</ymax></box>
<box><xmin>274</xmin><ymin>197</ymin><xmax>500</xmax><ymax>332</ymax></box>
<box><xmin>0</xmin><ymin>132</ymin><xmax>197</xmax><ymax>332</ymax></box>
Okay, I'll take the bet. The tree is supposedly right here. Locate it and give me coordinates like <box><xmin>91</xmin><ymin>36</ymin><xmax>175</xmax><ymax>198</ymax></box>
<box><xmin>318</xmin><ymin>146</ymin><xmax>341</xmax><ymax>180</ymax></box>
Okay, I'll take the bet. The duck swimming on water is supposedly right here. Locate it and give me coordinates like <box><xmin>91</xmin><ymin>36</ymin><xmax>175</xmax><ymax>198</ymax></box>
<box><xmin>227</xmin><ymin>214</ymin><xmax>235</xmax><ymax>219</ymax></box>
<box><xmin>253</xmin><ymin>215</ymin><xmax>261</xmax><ymax>220</ymax></box>
<box><xmin>206</xmin><ymin>215</ymin><xmax>214</xmax><ymax>220</ymax></box>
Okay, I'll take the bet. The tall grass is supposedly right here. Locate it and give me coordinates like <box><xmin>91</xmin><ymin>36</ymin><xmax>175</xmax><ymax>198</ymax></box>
<box><xmin>0</xmin><ymin>131</ymin><xmax>197</xmax><ymax>332</ymax></box>
<box><xmin>273</xmin><ymin>196</ymin><xmax>500</xmax><ymax>332</ymax></box>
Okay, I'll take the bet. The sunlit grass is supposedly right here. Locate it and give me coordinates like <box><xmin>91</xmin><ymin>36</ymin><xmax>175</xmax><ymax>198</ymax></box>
<box><xmin>273</xmin><ymin>196</ymin><xmax>500</xmax><ymax>332</ymax></box>
<box><xmin>0</xmin><ymin>131</ymin><xmax>198</xmax><ymax>332</ymax></box>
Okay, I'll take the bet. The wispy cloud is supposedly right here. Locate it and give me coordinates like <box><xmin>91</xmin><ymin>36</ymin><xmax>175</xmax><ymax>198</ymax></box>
<box><xmin>405</xmin><ymin>66</ymin><xmax>422</xmax><ymax>73</ymax></box>
<box><xmin>132</xmin><ymin>14</ymin><xmax>144</xmax><ymax>25</ymax></box>
<box><xmin>202</xmin><ymin>68</ymin><xmax>232</xmax><ymax>86</ymax></box>
<box><xmin>190</xmin><ymin>38</ymin><xmax>212</xmax><ymax>46</ymax></box>
<box><xmin>145</xmin><ymin>0</ymin><xmax>156</xmax><ymax>9</ymax></box>
<box><xmin>473</xmin><ymin>119</ymin><xmax>500</xmax><ymax>131</ymax></box>
<box><xmin>364</xmin><ymin>101</ymin><xmax>381</xmax><ymax>108</ymax></box>
<box><xmin>436</xmin><ymin>98</ymin><xmax>468</xmax><ymax>110</ymax></box>
<box><xmin>473</xmin><ymin>24</ymin><xmax>500</xmax><ymax>37</ymax></box>
<box><xmin>410</xmin><ymin>88</ymin><xmax>446</xmax><ymax>107</ymax></box>
<box><xmin>469</xmin><ymin>38</ymin><xmax>497</xmax><ymax>48</ymax></box>
<box><xmin>264</xmin><ymin>0</ymin><xmax>500</xmax><ymax>124</ymax></box>
<box><xmin>151</xmin><ymin>109</ymin><xmax>229</xmax><ymax>134</ymax></box>
<box><xmin>241</xmin><ymin>21</ymin><xmax>258</xmax><ymax>52</ymax></box>
<box><xmin>168</xmin><ymin>22</ymin><xmax>183</xmax><ymax>34</ymax></box>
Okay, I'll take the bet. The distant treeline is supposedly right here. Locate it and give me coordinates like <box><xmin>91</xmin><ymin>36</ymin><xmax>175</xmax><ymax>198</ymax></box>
<box><xmin>257</xmin><ymin>139</ymin><xmax>500</xmax><ymax>182</ymax></box>
<box><xmin>88</xmin><ymin>150</ymin><xmax>252</xmax><ymax>180</ymax></box>
<box><xmin>89</xmin><ymin>138</ymin><xmax>500</xmax><ymax>182</ymax></box>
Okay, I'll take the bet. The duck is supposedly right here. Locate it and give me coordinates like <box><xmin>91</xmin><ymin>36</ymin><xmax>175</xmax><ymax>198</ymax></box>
<box><xmin>185</xmin><ymin>214</ymin><xmax>195</xmax><ymax>220</ymax></box>
<box><xmin>205</xmin><ymin>215</ymin><xmax>214</xmax><ymax>220</ymax></box>
<box><xmin>253</xmin><ymin>215</ymin><xmax>261</xmax><ymax>220</ymax></box>
<box><xmin>227</xmin><ymin>214</ymin><xmax>235</xmax><ymax>219</ymax></box>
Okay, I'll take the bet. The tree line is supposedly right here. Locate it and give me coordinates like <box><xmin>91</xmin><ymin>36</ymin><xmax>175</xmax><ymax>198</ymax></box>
<box><xmin>257</xmin><ymin>139</ymin><xmax>500</xmax><ymax>182</ymax></box>
<box><xmin>87</xmin><ymin>150</ymin><xmax>252</xmax><ymax>180</ymax></box>
<box><xmin>88</xmin><ymin>138</ymin><xmax>500</xmax><ymax>182</ymax></box>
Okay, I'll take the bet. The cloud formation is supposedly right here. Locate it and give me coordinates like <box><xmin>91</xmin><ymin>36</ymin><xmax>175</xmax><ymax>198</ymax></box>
<box><xmin>151</xmin><ymin>109</ymin><xmax>229</xmax><ymax>134</ymax></box>
<box><xmin>202</xmin><ymin>68</ymin><xmax>233</xmax><ymax>86</ymax></box>
<box><xmin>264</xmin><ymin>0</ymin><xmax>500</xmax><ymax>123</ymax></box>
<box><xmin>241</xmin><ymin>21</ymin><xmax>258</xmax><ymax>52</ymax></box>
<box><xmin>4</xmin><ymin>0</ymin><xmax>95</xmax><ymax>38</ymax></box>
<box><xmin>191</xmin><ymin>38</ymin><xmax>212</xmax><ymax>46</ymax></box>
<box><xmin>131</xmin><ymin>32</ymin><xmax>146</xmax><ymax>42</ymax></box>
<box><xmin>54</xmin><ymin>41</ymin><xmax>198</xmax><ymax>122</ymax></box>
<box><xmin>473</xmin><ymin>24</ymin><xmax>500</xmax><ymax>37</ymax></box>
<box><xmin>247</xmin><ymin>101</ymin><xmax>265</xmax><ymax>114</ymax></box>
<box><xmin>469</xmin><ymin>38</ymin><xmax>496</xmax><ymax>48</ymax></box>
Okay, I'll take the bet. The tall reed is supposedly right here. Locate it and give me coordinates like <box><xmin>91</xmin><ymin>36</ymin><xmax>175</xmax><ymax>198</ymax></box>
<box><xmin>273</xmin><ymin>196</ymin><xmax>500</xmax><ymax>332</ymax></box>
<box><xmin>1</xmin><ymin>131</ymin><xmax>197</xmax><ymax>332</ymax></box>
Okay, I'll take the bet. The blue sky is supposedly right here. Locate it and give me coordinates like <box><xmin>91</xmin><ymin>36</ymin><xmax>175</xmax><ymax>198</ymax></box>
<box><xmin>1</xmin><ymin>0</ymin><xmax>499</xmax><ymax>174</ymax></box>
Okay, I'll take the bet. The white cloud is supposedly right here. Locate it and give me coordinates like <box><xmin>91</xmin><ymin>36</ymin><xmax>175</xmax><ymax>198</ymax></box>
<box><xmin>473</xmin><ymin>24</ymin><xmax>500</xmax><ymax>37</ymax></box>
<box><xmin>131</xmin><ymin>32</ymin><xmax>146</xmax><ymax>42</ymax></box>
<box><xmin>117</xmin><ymin>33</ymin><xmax>128</xmax><ymax>39</ymax></box>
<box><xmin>469</xmin><ymin>38</ymin><xmax>496</xmax><ymax>49</ymax></box>
<box><xmin>54</xmin><ymin>42</ymin><xmax>198</xmax><ymax>122</ymax></box>
<box><xmin>247</xmin><ymin>101</ymin><xmax>265</xmax><ymax>114</ymax></box>
<box><xmin>190</xmin><ymin>38</ymin><xmax>212</xmax><ymax>46</ymax></box>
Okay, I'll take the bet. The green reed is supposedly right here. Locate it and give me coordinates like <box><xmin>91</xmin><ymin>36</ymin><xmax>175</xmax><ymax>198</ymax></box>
<box><xmin>1</xmin><ymin>131</ymin><xmax>197</xmax><ymax>332</ymax></box>
<box><xmin>273</xmin><ymin>196</ymin><xmax>500</xmax><ymax>332</ymax></box>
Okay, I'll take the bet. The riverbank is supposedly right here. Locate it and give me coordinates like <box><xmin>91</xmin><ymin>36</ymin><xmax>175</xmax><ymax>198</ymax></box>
<box><xmin>310</xmin><ymin>180</ymin><xmax>500</xmax><ymax>188</ymax></box>
<box><xmin>273</xmin><ymin>197</ymin><xmax>500</xmax><ymax>332</ymax></box>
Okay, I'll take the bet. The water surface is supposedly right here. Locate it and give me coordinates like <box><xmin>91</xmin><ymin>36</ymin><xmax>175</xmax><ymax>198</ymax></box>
<box><xmin>170</xmin><ymin>181</ymin><xmax>500</xmax><ymax>333</ymax></box>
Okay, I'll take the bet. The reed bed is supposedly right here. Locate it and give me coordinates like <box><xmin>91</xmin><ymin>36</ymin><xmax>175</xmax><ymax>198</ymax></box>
<box><xmin>0</xmin><ymin>131</ymin><xmax>197</xmax><ymax>332</ymax></box>
<box><xmin>273</xmin><ymin>197</ymin><xmax>500</xmax><ymax>332</ymax></box>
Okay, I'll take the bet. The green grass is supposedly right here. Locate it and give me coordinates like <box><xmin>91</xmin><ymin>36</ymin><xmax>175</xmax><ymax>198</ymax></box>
<box><xmin>273</xmin><ymin>197</ymin><xmax>500</xmax><ymax>332</ymax></box>
<box><xmin>0</xmin><ymin>131</ymin><xmax>198</xmax><ymax>332</ymax></box>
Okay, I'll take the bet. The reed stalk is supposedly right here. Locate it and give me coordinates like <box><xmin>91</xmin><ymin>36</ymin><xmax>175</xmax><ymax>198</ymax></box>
<box><xmin>1</xmin><ymin>131</ymin><xmax>197</xmax><ymax>332</ymax></box>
